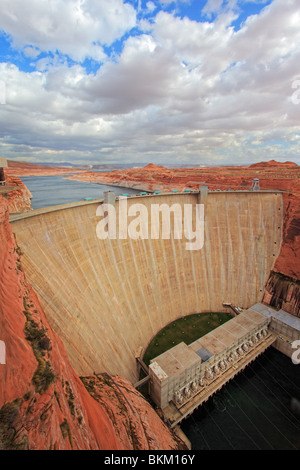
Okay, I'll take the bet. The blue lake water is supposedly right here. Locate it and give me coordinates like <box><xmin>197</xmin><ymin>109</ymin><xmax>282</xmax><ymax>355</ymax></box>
<box><xmin>20</xmin><ymin>174</ymin><xmax>140</xmax><ymax>210</ymax></box>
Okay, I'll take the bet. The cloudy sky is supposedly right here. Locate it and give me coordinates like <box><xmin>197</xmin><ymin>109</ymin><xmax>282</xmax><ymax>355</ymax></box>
<box><xmin>0</xmin><ymin>0</ymin><xmax>299</xmax><ymax>166</ymax></box>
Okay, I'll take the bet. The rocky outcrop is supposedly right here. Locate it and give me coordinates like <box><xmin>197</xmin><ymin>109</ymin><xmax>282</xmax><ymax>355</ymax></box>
<box><xmin>81</xmin><ymin>374</ymin><xmax>186</xmax><ymax>450</ymax></box>
<box><xmin>2</xmin><ymin>175</ymin><xmax>32</xmax><ymax>213</ymax></box>
<box><xmin>0</xmin><ymin>197</ymin><xmax>186</xmax><ymax>450</ymax></box>
<box><xmin>273</xmin><ymin>191</ymin><xmax>300</xmax><ymax>280</ymax></box>
<box><xmin>263</xmin><ymin>271</ymin><xmax>300</xmax><ymax>317</ymax></box>
<box><xmin>249</xmin><ymin>160</ymin><xmax>298</xmax><ymax>168</ymax></box>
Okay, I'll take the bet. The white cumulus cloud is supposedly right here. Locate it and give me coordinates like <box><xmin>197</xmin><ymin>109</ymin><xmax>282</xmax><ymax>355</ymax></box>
<box><xmin>0</xmin><ymin>0</ymin><xmax>137</xmax><ymax>61</ymax></box>
<box><xmin>0</xmin><ymin>0</ymin><xmax>299</xmax><ymax>165</ymax></box>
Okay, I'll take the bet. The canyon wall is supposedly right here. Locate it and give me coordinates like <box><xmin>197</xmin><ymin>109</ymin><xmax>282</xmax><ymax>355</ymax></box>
<box><xmin>10</xmin><ymin>191</ymin><xmax>283</xmax><ymax>383</ymax></box>
<box><xmin>263</xmin><ymin>271</ymin><xmax>300</xmax><ymax>316</ymax></box>
<box><xmin>2</xmin><ymin>175</ymin><xmax>32</xmax><ymax>213</ymax></box>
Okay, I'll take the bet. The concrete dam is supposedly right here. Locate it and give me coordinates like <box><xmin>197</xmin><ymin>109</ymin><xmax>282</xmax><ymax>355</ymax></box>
<box><xmin>10</xmin><ymin>190</ymin><xmax>283</xmax><ymax>383</ymax></box>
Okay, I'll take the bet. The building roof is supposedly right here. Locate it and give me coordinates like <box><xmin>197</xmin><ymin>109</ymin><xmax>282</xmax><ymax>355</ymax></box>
<box><xmin>150</xmin><ymin>342</ymin><xmax>200</xmax><ymax>378</ymax></box>
<box><xmin>249</xmin><ymin>303</ymin><xmax>300</xmax><ymax>332</ymax></box>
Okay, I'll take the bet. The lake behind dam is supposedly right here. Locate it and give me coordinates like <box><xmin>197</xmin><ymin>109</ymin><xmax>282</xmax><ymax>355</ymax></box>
<box><xmin>21</xmin><ymin>174</ymin><xmax>140</xmax><ymax>210</ymax></box>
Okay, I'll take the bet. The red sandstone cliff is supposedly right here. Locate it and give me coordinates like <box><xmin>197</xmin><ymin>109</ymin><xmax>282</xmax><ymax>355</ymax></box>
<box><xmin>0</xmin><ymin>197</ymin><xmax>186</xmax><ymax>450</ymax></box>
<box><xmin>2</xmin><ymin>175</ymin><xmax>32</xmax><ymax>213</ymax></box>
<box><xmin>7</xmin><ymin>160</ymin><xmax>84</xmax><ymax>177</ymax></box>
<box><xmin>249</xmin><ymin>160</ymin><xmax>298</xmax><ymax>168</ymax></box>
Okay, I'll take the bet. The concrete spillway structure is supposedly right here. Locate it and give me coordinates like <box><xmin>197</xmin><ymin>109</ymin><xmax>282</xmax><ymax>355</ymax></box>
<box><xmin>10</xmin><ymin>191</ymin><xmax>283</xmax><ymax>383</ymax></box>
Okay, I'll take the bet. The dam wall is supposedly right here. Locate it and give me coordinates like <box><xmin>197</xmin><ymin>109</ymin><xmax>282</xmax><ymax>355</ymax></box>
<box><xmin>10</xmin><ymin>191</ymin><xmax>283</xmax><ymax>382</ymax></box>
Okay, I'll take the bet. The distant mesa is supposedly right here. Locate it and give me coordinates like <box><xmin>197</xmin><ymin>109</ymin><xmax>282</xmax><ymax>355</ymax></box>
<box><xmin>249</xmin><ymin>160</ymin><xmax>298</xmax><ymax>168</ymax></box>
<box><xmin>143</xmin><ymin>163</ymin><xmax>166</xmax><ymax>171</ymax></box>
<box><xmin>7</xmin><ymin>160</ymin><xmax>53</xmax><ymax>170</ymax></box>
<box><xmin>6</xmin><ymin>159</ymin><xmax>85</xmax><ymax>177</ymax></box>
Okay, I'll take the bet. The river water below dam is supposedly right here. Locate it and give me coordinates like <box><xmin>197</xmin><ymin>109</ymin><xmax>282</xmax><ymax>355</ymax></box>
<box><xmin>181</xmin><ymin>347</ymin><xmax>300</xmax><ymax>450</ymax></box>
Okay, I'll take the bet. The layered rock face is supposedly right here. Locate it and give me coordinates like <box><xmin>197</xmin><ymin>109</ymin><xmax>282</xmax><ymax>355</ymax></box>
<box><xmin>2</xmin><ymin>175</ymin><xmax>32</xmax><ymax>213</ymax></box>
<box><xmin>262</xmin><ymin>183</ymin><xmax>300</xmax><ymax>317</ymax></box>
<box><xmin>263</xmin><ymin>272</ymin><xmax>300</xmax><ymax>316</ymax></box>
<box><xmin>4</xmin><ymin>160</ymin><xmax>82</xmax><ymax>214</ymax></box>
<box><xmin>7</xmin><ymin>160</ymin><xmax>84</xmax><ymax>177</ymax></box>
<box><xmin>0</xmin><ymin>198</ymin><xmax>185</xmax><ymax>450</ymax></box>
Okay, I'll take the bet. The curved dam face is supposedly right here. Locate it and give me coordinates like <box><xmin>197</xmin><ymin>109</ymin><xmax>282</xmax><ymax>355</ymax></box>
<box><xmin>11</xmin><ymin>191</ymin><xmax>283</xmax><ymax>382</ymax></box>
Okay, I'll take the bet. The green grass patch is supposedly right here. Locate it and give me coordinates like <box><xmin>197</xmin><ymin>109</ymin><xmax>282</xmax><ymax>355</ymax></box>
<box><xmin>143</xmin><ymin>312</ymin><xmax>232</xmax><ymax>366</ymax></box>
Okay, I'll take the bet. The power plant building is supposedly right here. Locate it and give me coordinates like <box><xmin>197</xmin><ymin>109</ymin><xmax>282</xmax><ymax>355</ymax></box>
<box><xmin>149</xmin><ymin>309</ymin><xmax>272</xmax><ymax>414</ymax></box>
